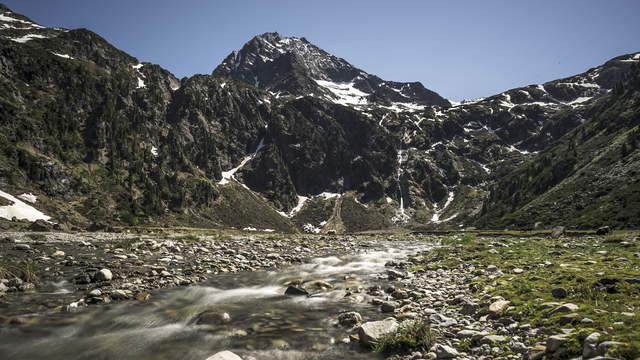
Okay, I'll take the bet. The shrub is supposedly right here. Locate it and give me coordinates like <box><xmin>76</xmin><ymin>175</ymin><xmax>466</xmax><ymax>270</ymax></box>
<box><xmin>373</xmin><ymin>320</ymin><xmax>435</xmax><ymax>354</ymax></box>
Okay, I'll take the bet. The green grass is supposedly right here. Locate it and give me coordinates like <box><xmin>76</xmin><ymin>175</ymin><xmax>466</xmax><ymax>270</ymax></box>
<box><xmin>113</xmin><ymin>237</ymin><xmax>142</xmax><ymax>249</ymax></box>
<box><xmin>416</xmin><ymin>232</ymin><xmax>640</xmax><ymax>358</ymax></box>
<box><xmin>372</xmin><ymin>320</ymin><xmax>435</xmax><ymax>354</ymax></box>
<box><xmin>172</xmin><ymin>235</ymin><xmax>200</xmax><ymax>242</ymax></box>
<box><xmin>0</xmin><ymin>260</ymin><xmax>39</xmax><ymax>283</ymax></box>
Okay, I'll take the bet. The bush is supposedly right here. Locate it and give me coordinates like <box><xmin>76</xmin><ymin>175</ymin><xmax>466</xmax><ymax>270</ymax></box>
<box><xmin>373</xmin><ymin>320</ymin><xmax>435</xmax><ymax>354</ymax></box>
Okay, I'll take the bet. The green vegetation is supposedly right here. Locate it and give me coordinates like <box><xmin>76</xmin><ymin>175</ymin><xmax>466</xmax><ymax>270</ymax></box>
<box><xmin>417</xmin><ymin>232</ymin><xmax>640</xmax><ymax>358</ymax></box>
<box><xmin>0</xmin><ymin>259</ymin><xmax>39</xmax><ymax>283</ymax></box>
<box><xmin>372</xmin><ymin>320</ymin><xmax>435</xmax><ymax>354</ymax></box>
<box><xmin>113</xmin><ymin>237</ymin><xmax>142</xmax><ymax>249</ymax></box>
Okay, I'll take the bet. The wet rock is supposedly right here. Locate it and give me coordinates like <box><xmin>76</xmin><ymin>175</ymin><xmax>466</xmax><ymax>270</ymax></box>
<box><xmin>19</xmin><ymin>283</ymin><xmax>35</xmax><ymax>292</ymax></box>
<box><xmin>435</xmin><ymin>343</ymin><xmax>459</xmax><ymax>359</ymax></box>
<box><xmin>0</xmin><ymin>282</ymin><xmax>8</xmax><ymax>292</ymax></box>
<box><xmin>7</xmin><ymin>278</ymin><xmax>23</xmax><ymax>288</ymax></box>
<box><xmin>205</xmin><ymin>351</ymin><xmax>242</xmax><ymax>360</ymax></box>
<box><xmin>595</xmin><ymin>226</ymin><xmax>611</xmax><ymax>235</ymax></box>
<box><xmin>195</xmin><ymin>311</ymin><xmax>231</xmax><ymax>325</ymax></box>
<box><xmin>357</xmin><ymin>318</ymin><xmax>399</xmax><ymax>347</ymax></box>
<box><xmin>387</xmin><ymin>269</ymin><xmax>406</xmax><ymax>279</ymax></box>
<box><xmin>551</xmin><ymin>287</ymin><xmax>568</xmax><ymax>299</ymax></box>
<box><xmin>284</xmin><ymin>286</ymin><xmax>309</xmax><ymax>296</ymax></box>
<box><xmin>14</xmin><ymin>243</ymin><xmax>31</xmax><ymax>251</ymax></box>
<box><xmin>28</xmin><ymin>219</ymin><xmax>52</xmax><ymax>232</ymax></box>
<box><xmin>110</xmin><ymin>290</ymin><xmax>131</xmax><ymax>300</ymax></box>
<box><xmin>486</xmin><ymin>265</ymin><xmax>498</xmax><ymax>272</ymax></box>
<box><xmin>456</xmin><ymin>329</ymin><xmax>480</xmax><ymax>339</ymax></box>
<box><xmin>52</xmin><ymin>250</ymin><xmax>65</xmax><ymax>257</ymax></box>
<box><xmin>380</xmin><ymin>301</ymin><xmax>397</xmax><ymax>313</ymax></box>
<box><xmin>583</xmin><ymin>332</ymin><xmax>600</xmax><ymax>359</ymax></box>
<box><xmin>337</xmin><ymin>311</ymin><xmax>362</xmax><ymax>327</ymax></box>
<box><xmin>74</xmin><ymin>273</ymin><xmax>91</xmax><ymax>285</ymax></box>
<box><xmin>93</xmin><ymin>269</ymin><xmax>113</xmax><ymax>282</ymax></box>
<box><xmin>302</xmin><ymin>280</ymin><xmax>333</xmax><ymax>290</ymax></box>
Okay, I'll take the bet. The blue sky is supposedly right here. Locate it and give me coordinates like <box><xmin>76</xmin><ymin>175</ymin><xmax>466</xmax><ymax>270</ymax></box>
<box><xmin>4</xmin><ymin>0</ymin><xmax>639</xmax><ymax>101</ymax></box>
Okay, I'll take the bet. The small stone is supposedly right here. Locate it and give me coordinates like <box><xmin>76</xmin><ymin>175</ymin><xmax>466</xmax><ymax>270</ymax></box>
<box><xmin>546</xmin><ymin>334</ymin><xmax>567</xmax><ymax>352</ymax></box>
<box><xmin>460</xmin><ymin>301</ymin><xmax>480</xmax><ymax>315</ymax></box>
<box><xmin>583</xmin><ymin>332</ymin><xmax>600</xmax><ymax>359</ymax></box>
<box><xmin>337</xmin><ymin>311</ymin><xmax>362</xmax><ymax>327</ymax></box>
<box><xmin>551</xmin><ymin>287</ymin><xmax>568</xmax><ymax>299</ymax></box>
<box><xmin>88</xmin><ymin>289</ymin><xmax>102</xmax><ymax>297</ymax></box>
<box><xmin>558</xmin><ymin>313</ymin><xmax>580</xmax><ymax>325</ymax></box>
<box><xmin>597</xmin><ymin>341</ymin><xmax>622</xmax><ymax>356</ymax></box>
<box><xmin>110</xmin><ymin>290</ymin><xmax>130</xmax><ymax>300</ymax></box>
<box><xmin>435</xmin><ymin>343</ymin><xmax>459</xmax><ymax>359</ymax></box>
<box><xmin>513</xmin><ymin>268</ymin><xmax>524</xmax><ymax>274</ymax></box>
<box><xmin>93</xmin><ymin>269</ymin><xmax>113</xmax><ymax>282</ymax></box>
<box><xmin>486</xmin><ymin>265</ymin><xmax>498</xmax><ymax>272</ymax></box>
<box><xmin>52</xmin><ymin>250</ymin><xmax>65</xmax><ymax>257</ymax></box>
<box><xmin>14</xmin><ymin>244</ymin><xmax>31</xmax><ymax>251</ymax></box>
<box><xmin>548</xmin><ymin>303</ymin><xmax>579</xmax><ymax>316</ymax></box>
<box><xmin>381</xmin><ymin>301</ymin><xmax>397</xmax><ymax>313</ymax></box>
<box><xmin>456</xmin><ymin>329</ymin><xmax>480</xmax><ymax>339</ymax></box>
<box><xmin>488</xmin><ymin>299</ymin><xmax>510</xmax><ymax>316</ymax></box>
<box><xmin>196</xmin><ymin>311</ymin><xmax>231</xmax><ymax>325</ymax></box>
<box><xmin>480</xmin><ymin>334</ymin><xmax>508</xmax><ymax>344</ymax></box>
<box><xmin>551</xmin><ymin>226</ymin><xmax>566</xmax><ymax>238</ymax></box>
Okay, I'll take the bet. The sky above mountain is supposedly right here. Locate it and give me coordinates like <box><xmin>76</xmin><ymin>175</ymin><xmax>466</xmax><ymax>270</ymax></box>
<box><xmin>4</xmin><ymin>0</ymin><xmax>639</xmax><ymax>101</ymax></box>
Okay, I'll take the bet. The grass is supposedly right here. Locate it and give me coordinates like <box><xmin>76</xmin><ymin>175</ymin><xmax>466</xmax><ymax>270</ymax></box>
<box><xmin>25</xmin><ymin>234</ymin><xmax>46</xmax><ymax>241</ymax></box>
<box><xmin>0</xmin><ymin>260</ymin><xmax>39</xmax><ymax>283</ymax></box>
<box><xmin>416</xmin><ymin>231</ymin><xmax>640</xmax><ymax>358</ymax></box>
<box><xmin>172</xmin><ymin>235</ymin><xmax>200</xmax><ymax>242</ymax></box>
<box><xmin>112</xmin><ymin>237</ymin><xmax>142</xmax><ymax>249</ymax></box>
<box><xmin>372</xmin><ymin>320</ymin><xmax>435</xmax><ymax>354</ymax></box>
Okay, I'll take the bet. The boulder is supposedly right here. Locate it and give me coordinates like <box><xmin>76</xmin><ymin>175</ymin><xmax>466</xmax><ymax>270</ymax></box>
<box><xmin>337</xmin><ymin>311</ymin><xmax>362</xmax><ymax>327</ymax></box>
<box><xmin>195</xmin><ymin>311</ymin><xmax>231</xmax><ymax>325</ymax></box>
<box><xmin>546</xmin><ymin>334</ymin><xmax>567</xmax><ymax>352</ymax></box>
<box><xmin>595</xmin><ymin>226</ymin><xmax>611</xmax><ymax>235</ymax></box>
<box><xmin>28</xmin><ymin>219</ymin><xmax>52</xmax><ymax>232</ymax></box>
<box><xmin>284</xmin><ymin>286</ymin><xmax>309</xmax><ymax>296</ymax></box>
<box><xmin>548</xmin><ymin>303</ymin><xmax>579</xmax><ymax>316</ymax></box>
<box><xmin>435</xmin><ymin>343</ymin><xmax>459</xmax><ymax>359</ymax></box>
<box><xmin>93</xmin><ymin>269</ymin><xmax>113</xmax><ymax>282</ymax></box>
<box><xmin>551</xmin><ymin>287</ymin><xmax>568</xmax><ymax>299</ymax></box>
<box><xmin>582</xmin><ymin>332</ymin><xmax>600</xmax><ymax>359</ymax></box>
<box><xmin>357</xmin><ymin>319</ymin><xmax>399</xmax><ymax>347</ymax></box>
<box><xmin>488</xmin><ymin>299</ymin><xmax>510</xmax><ymax>316</ymax></box>
<box><xmin>205</xmin><ymin>351</ymin><xmax>242</xmax><ymax>360</ymax></box>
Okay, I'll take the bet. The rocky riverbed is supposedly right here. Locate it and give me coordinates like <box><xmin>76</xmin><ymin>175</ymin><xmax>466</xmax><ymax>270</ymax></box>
<box><xmin>1</xmin><ymin>231</ymin><xmax>639</xmax><ymax>359</ymax></box>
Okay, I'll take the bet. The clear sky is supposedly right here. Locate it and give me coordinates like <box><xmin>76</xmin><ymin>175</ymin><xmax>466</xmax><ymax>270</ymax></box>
<box><xmin>4</xmin><ymin>0</ymin><xmax>639</xmax><ymax>101</ymax></box>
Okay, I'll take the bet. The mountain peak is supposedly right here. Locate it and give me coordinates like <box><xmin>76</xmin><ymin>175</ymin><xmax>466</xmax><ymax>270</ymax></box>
<box><xmin>213</xmin><ymin>33</ymin><xmax>450</xmax><ymax>109</ymax></box>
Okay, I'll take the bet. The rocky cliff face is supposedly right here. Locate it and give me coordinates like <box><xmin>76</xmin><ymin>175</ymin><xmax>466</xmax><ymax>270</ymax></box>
<box><xmin>0</xmin><ymin>5</ymin><xmax>638</xmax><ymax>231</ymax></box>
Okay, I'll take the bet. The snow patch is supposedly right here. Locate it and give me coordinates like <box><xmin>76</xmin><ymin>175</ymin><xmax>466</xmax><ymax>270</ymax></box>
<box><xmin>52</xmin><ymin>52</ymin><xmax>73</xmax><ymax>59</ymax></box>
<box><xmin>314</xmin><ymin>79</ymin><xmax>369</xmax><ymax>106</ymax></box>
<box><xmin>288</xmin><ymin>195</ymin><xmax>309</xmax><ymax>217</ymax></box>
<box><xmin>11</xmin><ymin>33</ymin><xmax>48</xmax><ymax>43</ymax></box>
<box><xmin>0</xmin><ymin>189</ymin><xmax>51</xmax><ymax>222</ymax></box>
<box><xmin>218</xmin><ymin>138</ymin><xmax>265</xmax><ymax>185</ymax></box>
<box><xmin>18</xmin><ymin>193</ymin><xmax>37</xmax><ymax>203</ymax></box>
<box><xmin>150</xmin><ymin>146</ymin><xmax>159</xmax><ymax>157</ymax></box>
<box><xmin>132</xmin><ymin>64</ymin><xmax>146</xmax><ymax>89</ymax></box>
<box><xmin>431</xmin><ymin>191</ymin><xmax>455</xmax><ymax>223</ymax></box>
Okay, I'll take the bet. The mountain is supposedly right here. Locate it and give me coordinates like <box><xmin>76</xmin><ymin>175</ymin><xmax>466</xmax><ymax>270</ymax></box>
<box><xmin>213</xmin><ymin>32</ymin><xmax>451</xmax><ymax>109</ymax></box>
<box><xmin>0</xmin><ymin>4</ymin><xmax>638</xmax><ymax>232</ymax></box>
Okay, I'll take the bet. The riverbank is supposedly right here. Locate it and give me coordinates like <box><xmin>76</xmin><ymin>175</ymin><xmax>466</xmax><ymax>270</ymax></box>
<box><xmin>0</xmin><ymin>231</ymin><xmax>368</xmax><ymax>319</ymax></box>
<box><xmin>1</xmin><ymin>230</ymin><xmax>638</xmax><ymax>359</ymax></box>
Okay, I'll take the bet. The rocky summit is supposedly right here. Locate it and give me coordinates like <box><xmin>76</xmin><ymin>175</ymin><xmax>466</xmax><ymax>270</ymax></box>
<box><xmin>0</xmin><ymin>5</ymin><xmax>638</xmax><ymax>232</ymax></box>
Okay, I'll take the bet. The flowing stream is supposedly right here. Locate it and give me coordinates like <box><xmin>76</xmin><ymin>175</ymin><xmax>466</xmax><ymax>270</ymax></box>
<box><xmin>0</xmin><ymin>242</ymin><xmax>433</xmax><ymax>360</ymax></box>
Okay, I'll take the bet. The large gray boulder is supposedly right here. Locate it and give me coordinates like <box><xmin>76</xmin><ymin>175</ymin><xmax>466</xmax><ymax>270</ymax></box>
<box><xmin>357</xmin><ymin>318</ymin><xmax>399</xmax><ymax>347</ymax></box>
